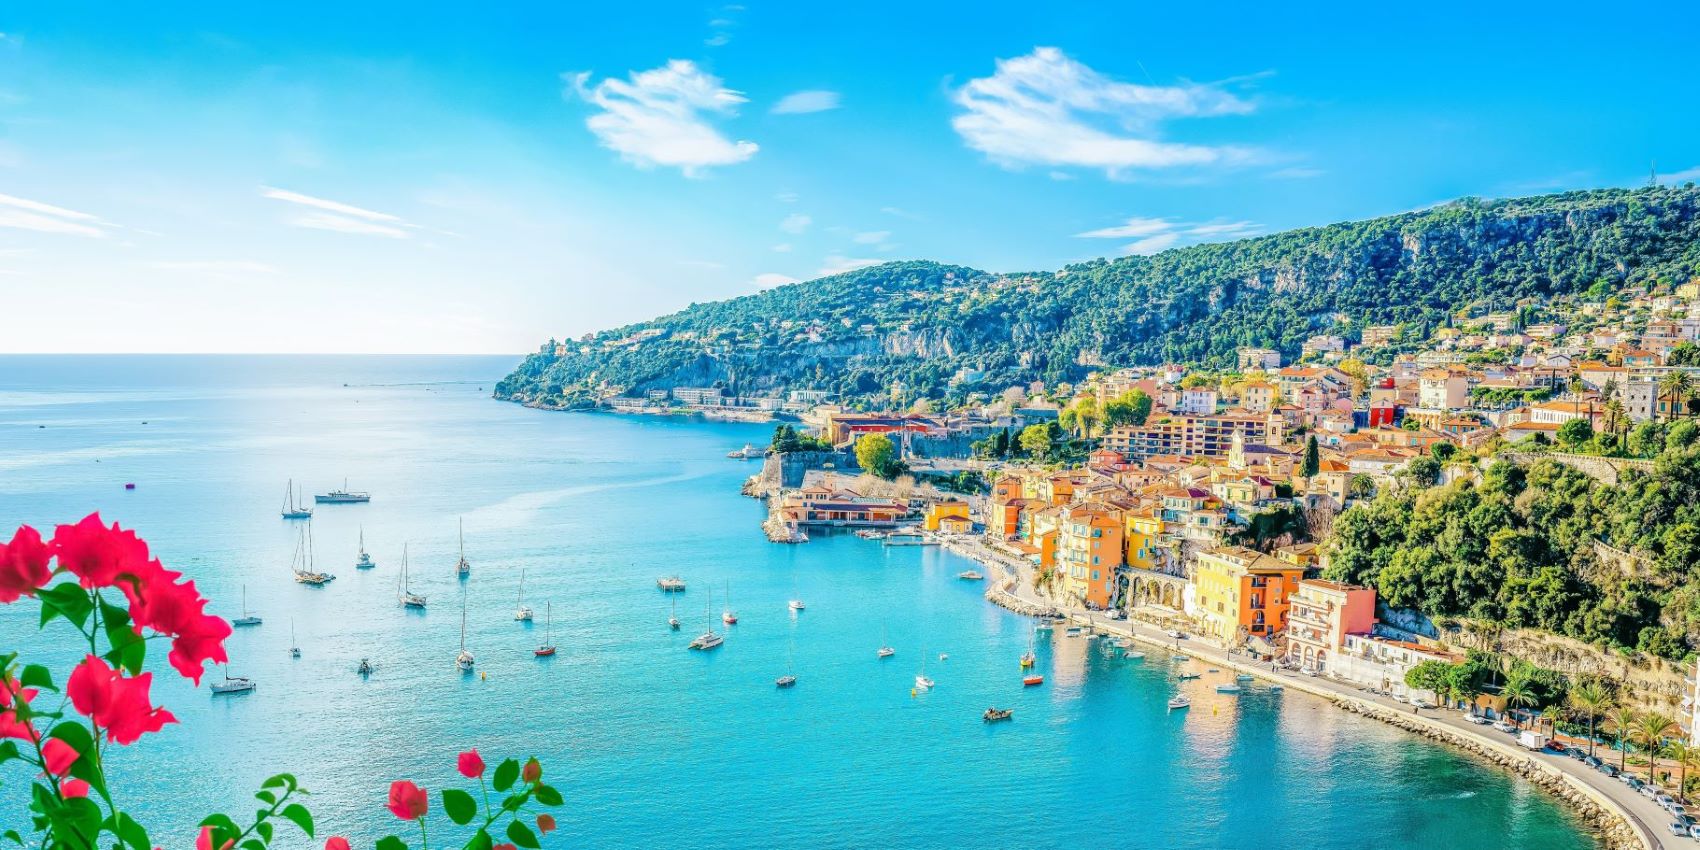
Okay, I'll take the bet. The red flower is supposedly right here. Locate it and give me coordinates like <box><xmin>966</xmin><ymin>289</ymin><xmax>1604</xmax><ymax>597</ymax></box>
<box><xmin>495</xmin><ymin>845</ymin><xmax>517</xmax><ymax>850</ymax></box>
<box><xmin>0</xmin><ymin>674</ymin><xmax>41</xmax><ymax>743</ymax></box>
<box><xmin>457</xmin><ymin>748</ymin><xmax>485</xmax><ymax>778</ymax></box>
<box><xmin>535</xmin><ymin>814</ymin><xmax>556</xmax><ymax>835</ymax></box>
<box><xmin>60</xmin><ymin>778</ymin><xmax>89</xmax><ymax>798</ymax></box>
<box><xmin>118</xmin><ymin>558</ymin><xmax>230</xmax><ymax>684</ymax></box>
<box><xmin>65</xmin><ymin>655</ymin><xmax>177</xmax><ymax>745</ymax></box>
<box><xmin>0</xmin><ymin>525</ymin><xmax>51</xmax><ymax>603</ymax></box>
<box><xmin>324</xmin><ymin>839</ymin><xmax>350</xmax><ymax>850</ymax></box>
<box><xmin>386</xmin><ymin>780</ymin><xmax>429</xmax><ymax>820</ymax></box>
<box><xmin>52</xmin><ymin>514</ymin><xmax>151</xmax><ymax>589</ymax></box>
<box><xmin>41</xmin><ymin>738</ymin><xmax>77</xmax><ymax>775</ymax></box>
<box><xmin>522</xmin><ymin>758</ymin><xmax>541</xmax><ymax>783</ymax></box>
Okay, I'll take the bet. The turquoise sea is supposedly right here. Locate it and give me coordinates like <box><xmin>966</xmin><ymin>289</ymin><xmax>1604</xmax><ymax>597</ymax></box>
<box><xmin>0</xmin><ymin>356</ymin><xmax>1597</xmax><ymax>849</ymax></box>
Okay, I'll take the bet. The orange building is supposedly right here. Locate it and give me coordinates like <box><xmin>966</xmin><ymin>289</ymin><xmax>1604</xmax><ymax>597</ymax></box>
<box><xmin>1192</xmin><ymin>546</ymin><xmax>1306</xmax><ymax>644</ymax></box>
<box><xmin>1058</xmin><ymin>503</ymin><xmax>1124</xmax><ymax>608</ymax></box>
<box><xmin>924</xmin><ymin>501</ymin><xmax>970</xmax><ymax>531</ymax></box>
<box><xmin>1285</xmin><ymin>579</ymin><xmax>1377</xmax><ymax>673</ymax></box>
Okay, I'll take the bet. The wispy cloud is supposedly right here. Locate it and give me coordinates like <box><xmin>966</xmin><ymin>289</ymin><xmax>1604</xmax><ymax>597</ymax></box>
<box><xmin>775</xmin><ymin>190</ymin><xmax>799</xmax><ymax>203</ymax></box>
<box><xmin>880</xmin><ymin>206</ymin><xmax>923</xmax><ymax>220</ymax></box>
<box><xmin>1657</xmin><ymin>165</ymin><xmax>1700</xmax><ymax>184</ymax></box>
<box><xmin>952</xmin><ymin>47</ymin><xmax>1259</xmax><ymax>178</ymax></box>
<box><xmin>567</xmin><ymin>61</ymin><xmax>757</xmax><ymax>177</ymax></box>
<box><xmin>148</xmin><ymin>260</ymin><xmax>280</xmax><ymax>276</ymax></box>
<box><xmin>1268</xmin><ymin>166</ymin><xmax>1324</xmax><ymax>180</ymax></box>
<box><xmin>852</xmin><ymin>230</ymin><xmax>890</xmax><ymax>245</ymax></box>
<box><xmin>1075</xmin><ymin>215</ymin><xmax>1261</xmax><ymax>255</ymax></box>
<box><xmin>771</xmin><ymin>90</ymin><xmax>841</xmax><ymax>115</ymax></box>
<box><xmin>0</xmin><ymin>193</ymin><xmax>112</xmax><ymax>237</ymax></box>
<box><xmin>261</xmin><ymin>186</ymin><xmax>411</xmax><ymax>238</ymax></box>
<box><xmin>779</xmin><ymin>213</ymin><xmax>811</xmax><ymax>234</ymax></box>
<box><xmin>754</xmin><ymin>272</ymin><xmax>799</xmax><ymax>288</ymax></box>
<box><xmin>705</xmin><ymin>4</ymin><xmax>741</xmax><ymax>47</ymax></box>
<box><xmin>771</xmin><ymin>243</ymin><xmax>793</xmax><ymax>253</ymax></box>
<box><xmin>817</xmin><ymin>255</ymin><xmax>882</xmax><ymax>276</ymax></box>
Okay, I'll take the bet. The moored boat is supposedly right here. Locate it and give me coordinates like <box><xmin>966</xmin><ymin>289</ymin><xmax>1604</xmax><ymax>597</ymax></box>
<box><xmin>397</xmin><ymin>544</ymin><xmax>427</xmax><ymax>608</ymax></box>
<box><xmin>535</xmin><ymin>601</ymin><xmax>556</xmax><ymax>657</ymax></box>
<box><xmin>1023</xmin><ymin>674</ymin><xmax>1044</xmax><ymax>687</ymax></box>
<box><xmin>514</xmin><ymin>569</ymin><xmax>533</xmax><ymax>621</ymax></box>
<box><xmin>231</xmin><ymin>585</ymin><xmax>261</xmax><ymax>626</ymax></box>
<box><xmin>211</xmin><ymin>672</ymin><xmax>255</xmax><ymax>695</ymax></box>
<box><xmin>983</xmin><ymin>708</ymin><xmax>1013</xmax><ymax>723</ymax></box>
<box><xmin>280</xmin><ymin>479</ymin><xmax>312</xmax><ymax>520</ymax></box>
<box><xmin>689</xmin><ymin>587</ymin><xmax>723</xmax><ymax>650</ymax></box>
<box><xmin>455</xmin><ymin>594</ymin><xmax>475</xmax><ymax>672</ymax></box>
<box><xmin>721</xmin><ymin>580</ymin><xmax>737</xmax><ymax>624</ymax></box>
<box><xmin>1167</xmin><ymin>696</ymin><xmax>1191</xmax><ymax>711</ymax></box>
<box><xmin>726</xmin><ymin>443</ymin><xmax>765</xmax><ymax>459</ymax></box>
<box><xmin>355</xmin><ymin>527</ymin><xmax>375</xmax><ymax>569</ymax></box>
<box><xmin>454</xmin><ymin>518</ymin><xmax>471</xmax><ymax>578</ymax></box>
<box><xmin>1215</xmin><ymin>683</ymin><xmax>1243</xmax><ymax>694</ymax></box>
<box><xmin>957</xmin><ymin>570</ymin><xmax>984</xmax><ymax>581</ymax></box>
<box><xmin>315</xmin><ymin>479</ymin><xmax>371</xmax><ymax>503</ymax></box>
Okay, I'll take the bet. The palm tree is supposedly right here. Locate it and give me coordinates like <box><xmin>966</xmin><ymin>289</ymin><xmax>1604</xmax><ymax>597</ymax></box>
<box><xmin>1608</xmin><ymin>707</ymin><xmax>1640</xmax><ymax>773</ymax></box>
<box><xmin>1668</xmin><ymin>740</ymin><xmax>1696</xmax><ymax>804</ymax></box>
<box><xmin>1501</xmin><ymin>677</ymin><xmax>1537</xmax><ymax>730</ymax></box>
<box><xmin>1634</xmin><ymin>712</ymin><xmax>1677</xmax><ymax>786</ymax></box>
<box><xmin>1659</xmin><ymin>371</ymin><xmax>1693</xmax><ymax>423</ymax></box>
<box><xmin>1566</xmin><ymin>680</ymin><xmax>1612</xmax><ymax>758</ymax></box>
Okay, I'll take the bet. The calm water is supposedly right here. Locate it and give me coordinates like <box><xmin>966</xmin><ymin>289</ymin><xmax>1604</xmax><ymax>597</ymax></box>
<box><xmin>0</xmin><ymin>355</ymin><xmax>1596</xmax><ymax>849</ymax></box>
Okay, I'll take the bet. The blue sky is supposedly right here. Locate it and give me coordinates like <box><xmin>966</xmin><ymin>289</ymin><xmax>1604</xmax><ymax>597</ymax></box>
<box><xmin>1</xmin><ymin>1</ymin><xmax>1697</xmax><ymax>353</ymax></box>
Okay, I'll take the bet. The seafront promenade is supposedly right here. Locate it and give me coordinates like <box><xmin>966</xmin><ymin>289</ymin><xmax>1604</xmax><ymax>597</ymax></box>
<box><xmin>942</xmin><ymin>536</ymin><xmax>1670</xmax><ymax>850</ymax></box>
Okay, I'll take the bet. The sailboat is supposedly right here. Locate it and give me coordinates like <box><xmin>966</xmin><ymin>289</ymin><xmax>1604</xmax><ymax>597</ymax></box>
<box><xmin>455</xmin><ymin>592</ymin><xmax>475</xmax><ymax>672</ymax></box>
<box><xmin>210</xmin><ymin>670</ymin><xmax>256</xmax><ymax>695</ymax></box>
<box><xmin>534</xmin><ymin>601</ymin><xmax>556</xmax><ymax>657</ymax></box>
<box><xmin>914</xmin><ymin>648</ymin><xmax>935</xmax><ymax>690</ymax></box>
<box><xmin>514</xmin><ymin>569</ymin><xmax>533</xmax><ymax>621</ymax></box>
<box><xmin>689</xmin><ymin>587</ymin><xmax>723</xmax><ymax>650</ymax></box>
<box><xmin>877</xmin><ymin>620</ymin><xmax>895</xmax><ymax>658</ymax></box>
<box><xmin>290</xmin><ymin>522</ymin><xmax>335</xmax><ymax>585</ymax></box>
<box><xmin>788</xmin><ymin>575</ymin><xmax>805</xmax><ymax>611</ymax></box>
<box><xmin>232</xmin><ymin>585</ymin><xmax>262</xmax><ymax>627</ymax></box>
<box><xmin>1020</xmin><ymin>626</ymin><xmax>1037</xmax><ymax>668</ymax></box>
<box><xmin>280</xmin><ymin>479</ymin><xmax>312</xmax><ymax>520</ymax></box>
<box><xmin>668</xmin><ymin>594</ymin><xmax>681</xmax><ymax>630</ymax></box>
<box><xmin>396</xmin><ymin>544</ymin><xmax>427</xmax><ymax>608</ymax></box>
<box><xmin>776</xmin><ymin>637</ymin><xmax>797</xmax><ymax>687</ymax></box>
<box><xmin>289</xmin><ymin>619</ymin><xmax>300</xmax><ymax>658</ymax></box>
<box><xmin>722</xmin><ymin>580</ymin><xmax>738</xmax><ymax>625</ymax></box>
<box><xmin>454</xmin><ymin>518</ymin><xmax>471</xmax><ymax>578</ymax></box>
<box><xmin>355</xmin><ymin>527</ymin><xmax>375</xmax><ymax>569</ymax></box>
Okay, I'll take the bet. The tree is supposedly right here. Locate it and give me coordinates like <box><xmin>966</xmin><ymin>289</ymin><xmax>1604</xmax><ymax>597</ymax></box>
<box><xmin>1302</xmin><ymin>436</ymin><xmax>1320</xmax><ymax>477</ymax></box>
<box><xmin>1399</xmin><ymin>456</ymin><xmax>1441</xmax><ymax>488</ymax></box>
<box><xmin>1608</xmin><ymin>707</ymin><xmax>1640</xmax><ymax>772</ymax></box>
<box><xmin>1017</xmin><ymin>424</ymin><xmax>1053</xmax><ymax>461</ymax></box>
<box><xmin>1404</xmin><ymin>660</ymin><xmax>1450</xmax><ymax>700</ymax></box>
<box><xmin>1348</xmin><ymin>474</ymin><xmax>1376</xmax><ymax>500</ymax></box>
<box><xmin>1103</xmin><ymin>390</ymin><xmax>1153</xmax><ymax>429</ymax></box>
<box><xmin>1566</xmin><ymin>679</ymin><xmax>1612</xmax><ymax>758</ymax></box>
<box><xmin>1660</xmin><ymin>371</ymin><xmax>1693</xmax><ymax>423</ymax></box>
<box><xmin>1430</xmin><ymin>441</ymin><xmax>1458</xmax><ymax>463</ymax></box>
<box><xmin>854</xmin><ymin>433</ymin><xmax>899</xmax><ymax>479</ymax></box>
<box><xmin>1669</xmin><ymin>740</ymin><xmax>1696</xmax><ymax>804</ymax></box>
<box><xmin>1633</xmin><ymin>712</ymin><xmax>1677</xmax><ymax>784</ymax></box>
<box><xmin>1501</xmin><ymin>676</ymin><xmax>1537</xmax><ymax>730</ymax></box>
<box><xmin>1556</xmin><ymin>417</ymin><xmax>1594</xmax><ymax>449</ymax></box>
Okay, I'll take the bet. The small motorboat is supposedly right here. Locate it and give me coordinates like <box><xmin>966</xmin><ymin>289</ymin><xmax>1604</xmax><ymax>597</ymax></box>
<box><xmin>938</xmin><ymin>653</ymin><xmax>948</xmax><ymax>661</ymax></box>
<box><xmin>722</xmin><ymin>611</ymin><xmax>738</xmax><ymax>625</ymax></box>
<box><xmin>657</xmin><ymin>576</ymin><xmax>686</xmax><ymax>592</ymax></box>
<box><xmin>1171</xmin><ymin>654</ymin><xmax>1188</xmax><ymax>661</ymax></box>
<box><xmin>1022</xmin><ymin>674</ymin><xmax>1044</xmax><ymax>687</ymax></box>
<box><xmin>915</xmin><ymin>675</ymin><xmax>935</xmax><ymax>690</ymax></box>
<box><xmin>1168</xmin><ymin>696</ymin><xmax>1191</xmax><ymax>711</ymax></box>
<box><xmin>1125</xmin><ymin>651</ymin><xmax>1146</xmax><ymax>660</ymax></box>
<box><xmin>1178</xmin><ymin>673</ymin><xmax>1201</xmax><ymax>681</ymax></box>
<box><xmin>1270</xmin><ymin>684</ymin><xmax>1284</xmax><ymax>692</ymax></box>
<box><xmin>1215</xmin><ymin>684</ymin><xmax>1243</xmax><ymax>694</ymax></box>
<box><xmin>1236</xmin><ymin>673</ymin><xmax>1254</xmax><ymax>682</ymax></box>
<box><xmin>356</xmin><ymin>658</ymin><xmax>374</xmax><ymax>676</ymax></box>
<box><xmin>983</xmin><ymin>708</ymin><xmax>1013</xmax><ymax>723</ymax></box>
<box><xmin>878</xmin><ymin>646</ymin><xmax>896</xmax><ymax>658</ymax></box>
<box><xmin>775</xmin><ymin>674</ymin><xmax>797</xmax><ymax>688</ymax></box>
<box><xmin>789</xmin><ymin>599</ymin><xmax>805</xmax><ymax>611</ymax></box>
<box><xmin>957</xmin><ymin>570</ymin><xmax>984</xmax><ymax>581</ymax></box>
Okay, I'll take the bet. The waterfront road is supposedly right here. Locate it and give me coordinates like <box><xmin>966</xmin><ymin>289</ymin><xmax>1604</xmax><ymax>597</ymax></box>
<box><xmin>952</xmin><ymin>537</ymin><xmax>1677</xmax><ymax>850</ymax></box>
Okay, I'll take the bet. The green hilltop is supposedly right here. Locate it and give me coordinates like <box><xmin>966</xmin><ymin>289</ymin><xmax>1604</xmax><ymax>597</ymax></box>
<box><xmin>496</xmin><ymin>185</ymin><xmax>1700</xmax><ymax>407</ymax></box>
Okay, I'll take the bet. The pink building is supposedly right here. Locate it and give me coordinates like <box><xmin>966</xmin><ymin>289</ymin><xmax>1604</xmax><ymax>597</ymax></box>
<box><xmin>1285</xmin><ymin>579</ymin><xmax>1377</xmax><ymax>673</ymax></box>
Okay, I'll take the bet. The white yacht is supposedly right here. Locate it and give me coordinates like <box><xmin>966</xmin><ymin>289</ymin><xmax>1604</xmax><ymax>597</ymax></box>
<box><xmin>1168</xmin><ymin>696</ymin><xmax>1191</xmax><ymax>711</ymax></box>
<box><xmin>514</xmin><ymin>568</ymin><xmax>533</xmax><ymax>621</ymax></box>
<box><xmin>689</xmin><ymin>588</ymin><xmax>723</xmax><ymax>650</ymax></box>
<box><xmin>231</xmin><ymin>585</ymin><xmax>261</xmax><ymax>627</ymax></box>
<box><xmin>289</xmin><ymin>619</ymin><xmax>300</xmax><ymax>658</ymax></box>
<box><xmin>915</xmin><ymin>650</ymin><xmax>934</xmax><ymax>689</ymax></box>
<box><xmin>397</xmin><ymin>544</ymin><xmax>427</xmax><ymax>608</ymax></box>
<box><xmin>211</xmin><ymin>672</ymin><xmax>256</xmax><ymax>695</ymax></box>
<box><xmin>315</xmin><ymin>479</ymin><xmax>371</xmax><ymax>503</ymax></box>
<box><xmin>355</xmin><ymin>527</ymin><xmax>375</xmax><ymax>569</ymax></box>
<box><xmin>726</xmin><ymin>443</ymin><xmax>765</xmax><ymax>459</ymax></box>
<box><xmin>668</xmin><ymin>594</ymin><xmax>681</xmax><ymax>630</ymax></box>
<box><xmin>877</xmin><ymin>620</ymin><xmax>895</xmax><ymax>658</ymax></box>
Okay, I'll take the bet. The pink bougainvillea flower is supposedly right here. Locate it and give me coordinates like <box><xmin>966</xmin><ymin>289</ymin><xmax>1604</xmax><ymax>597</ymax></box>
<box><xmin>0</xmin><ymin>525</ymin><xmax>51</xmax><ymax>603</ymax></box>
<box><xmin>494</xmin><ymin>844</ymin><xmax>517</xmax><ymax>850</ymax></box>
<box><xmin>59</xmin><ymin>778</ymin><xmax>89</xmax><ymax>798</ymax></box>
<box><xmin>522</xmin><ymin>758</ymin><xmax>541</xmax><ymax>783</ymax></box>
<box><xmin>457</xmin><ymin>748</ymin><xmax>485</xmax><ymax>778</ymax></box>
<box><xmin>324</xmin><ymin>838</ymin><xmax>350</xmax><ymax>850</ymax></box>
<box><xmin>386</xmin><ymin>780</ymin><xmax>429</xmax><ymax>820</ymax></box>
<box><xmin>118</xmin><ymin>557</ymin><xmax>230</xmax><ymax>684</ymax></box>
<box><xmin>0</xmin><ymin>674</ymin><xmax>41</xmax><ymax>743</ymax></box>
<box><xmin>41</xmin><ymin>737</ymin><xmax>77</xmax><ymax>775</ymax></box>
<box><xmin>535</xmin><ymin>814</ymin><xmax>556</xmax><ymax>835</ymax></box>
<box><xmin>51</xmin><ymin>513</ymin><xmax>152</xmax><ymax>589</ymax></box>
<box><xmin>65</xmin><ymin>655</ymin><xmax>177</xmax><ymax>744</ymax></box>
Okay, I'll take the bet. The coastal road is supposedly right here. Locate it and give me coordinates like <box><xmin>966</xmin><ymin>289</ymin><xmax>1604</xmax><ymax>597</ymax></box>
<box><xmin>953</xmin><ymin>536</ymin><xmax>1679</xmax><ymax>850</ymax></box>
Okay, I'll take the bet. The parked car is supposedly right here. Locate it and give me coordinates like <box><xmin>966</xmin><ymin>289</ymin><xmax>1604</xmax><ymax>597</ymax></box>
<box><xmin>1598</xmin><ymin>763</ymin><xmax>1619</xmax><ymax>778</ymax></box>
<box><xmin>1492</xmin><ymin>719</ymin><xmax>1517</xmax><ymax>733</ymax></box>
<box><xmin>1623</xmin><ymin>776</ymin><xmax>1643</xmax><ymax>790</ymax></box>
<box><xmin>1584</xmin><ymin>756</ymin><xmax>1602</xmax><ymax>768</ymax></box>
<box><xmin>1687</xmin><ymin>822</ymin><xmax>1700</xmax><ymax>839</ymax></box>
<box><xmin>1655</xmin><ymin>792</ymin><xmax>1676</xmax><ymax>809</ymax></box>
<box><xmin>1465</xmin><ymin>713</ymin><xmax>1491</xmax><ymax>726</ymax></box>
<box><xmin>1640</xmin><ymin>784</ymin><xmax>1660</xmax><ymax>799</ymax></box>
<box><xmin>1670</xmin><ymin>821</ymin><xmax>1689</xmax><ymax>837</ymax></box>
<box><xmin>1412</xmin><ymin>699</ymin><xmax>1436</xmax><ymax>710</ymax></box>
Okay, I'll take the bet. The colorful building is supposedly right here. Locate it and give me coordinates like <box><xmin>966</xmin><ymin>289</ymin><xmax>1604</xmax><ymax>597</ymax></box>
<box><xmin>924</xmin><ymin>500</ymin><xmax>970</xmax><ymax>531</ymax></box>
<box><xmin>1284</xmin><ymin>579</ymin><xmax>1377</xmax><ymax>673</ymax></box>
<box><xmin>1192</xmin><ymin>546</ymin><xmax>1305</xmax><ymax>645</ymax></box>
<box><xmin>1057</xmin><ymin>503</ymin><xmax>1124</xmax><ymax>608</ymax></box>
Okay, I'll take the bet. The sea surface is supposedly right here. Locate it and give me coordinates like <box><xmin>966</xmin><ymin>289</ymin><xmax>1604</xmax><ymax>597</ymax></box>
<box><xmin>0</xmin><ymin>355</ymin><xmax>1597</xmax><ymax>849</ymax></box>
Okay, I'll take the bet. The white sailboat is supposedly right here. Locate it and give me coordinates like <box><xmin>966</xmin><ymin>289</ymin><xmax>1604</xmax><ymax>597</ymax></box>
<box><xmin>289</xmin><ymin>619</ymin><xmax>300</xmax><ymax>658</ymax></box>
<box><xmin>355</xmin><ymin>527</ymin><xmax>375</xmax><ymax>569</ymax></box>
<box><xmin>1020</xmin><ymin>625</ymin><xmax>1037</xmax><ymax>668</ymax></box>
<box><xmin>776</xmin><ymin>637</ymin><xmax>797</xmax><ymax>688</ymax></box>
<box><xmin>290</xmin><ymin>522</ymin><xmax>335</xmax><ymax>585</ymax></box>
<box><xmin>689</xmin><ymin>587</ymin><xmax>723</xmax><ymax>650</ymax></box>
<box><xmin>534</xmin><ymin>601</ymin><xmax>556</xmax><ymax>657</ymax></box>
<box><xmin>668</xmin><ymin>594</ymin><xmax>681</xmax><ymax>630</ymax></box>
<box><xmin>915</xmin><ymin>648</ymin><xmax>935</xmax><ymax>689</ymax></box>
<box><xmin>280</xmin><ymin>479</ymin><xmax>312</xmax><ymax>520</ymax></box>
<box><xmin>397</xmin><ymin>544</ymin><xmax>427</xmax><ymax>608</ymax></box>
<box><xmin>232</xmin><ymin>585</ymin><xmax>261</xmax><ymax>627</ymax></box>
<box><xmin>210</xmin><ymin>670</ymin><xmax>256</xmax><ymax>695</ymax></box>
<box><xmin>877</xmin><ymin>620</ymin><xmax>895</xmax><ymax>658</ymax></box>
<box><xmin>788</xmin><ymin>575</ymin><xmax>804</xmax><ymax>611</ymax></box>
<box><xmin>455</xmin><ymin>592</ymin><xmax>475</xmax><ymax>672</ymax></box>
<box><xmin>454</xmin><ymin>518</ymin><xmax>471</xmax><ymax>578</ymax></box>
<box><xmin>514</xmin><ymin>568</ymin><xmax>533</xmax><ymax>621</ymax></box>
<box><xmin>722</xmin><ymin>579</ymin><xmax>737</xmax><ymax>625</ymax></box>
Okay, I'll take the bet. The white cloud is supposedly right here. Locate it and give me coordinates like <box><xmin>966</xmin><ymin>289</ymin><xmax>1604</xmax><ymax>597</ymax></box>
<box><xmin>771</xmin><ymin>90</ymin><xmax>841</xmax><ymax>115</ymax></box>
<box><xmin>1657</xmin><ymin>165</ymin><xmax>1700</xmax><ymax>184</ymax></box>
<box><xmin>771</xmin><ymin>243</ymin><xmax>792</xmax><ymax>253</ymax></box>
<box><xmin>0</xmin><ymin>193</ymin><xmax>111</xmax><ymax>237</ymax></box>
<box><xmin>779</xmin><ymin>213</ymin><xmax>812</xmax><ymax>234</ymax></box>
<box><xmin>1268</xmin><ymin>166</ymin><xmax>1324</xmax><ymax>179</ymax></box>
<box><xmin>567</xmin><ymin>61</ymin><xmax>758</xmax><ymax>177</ymax></box>
<box><xmin>775</xmin><ymin>190</ymin><xmax>799</xmax><ymax>203</ymax></box>
<box><xmin>880</xmin><ymin>206</ymin><xmax>920</xmax><ymax>219</ymax></box>
<box><xmin>261</xmin><ymin>187</ymin><xmax>412</xmax><ymax>238</ymax></box>
<box><xmin>148</xmin><ymin>260</ymin><xmax>280</xmax><ymax>276</ymax></box>
<box><xmin>1075</xmin><ymin>215</ymin><xmax>1261</xmax><ymax>255</ymax></box>
<box><xmin>816</xmin><ymin>255</ymin><xmax>882</xmax><ymax>276</ymax></box>
<box><xmin>754</xmin><ymin>272</ymin><xmax>799</xmax><ymax>288</ymax></box>
<box><xmin>852</xmin><ymin>230</ymin><xmax>890</xmax><ymax>245</ymax></box>
<box><xmin>952</xmin><ymin>47</ymin><xmax>1258</xmax><ymax>178</ymax></box>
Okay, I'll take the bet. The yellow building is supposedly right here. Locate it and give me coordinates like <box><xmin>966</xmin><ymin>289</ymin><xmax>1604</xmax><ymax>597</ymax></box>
<box><xmin>1123</xmin><ymin>509</ymin><xmax>1166</xmax><ymax>571</ymax></box>
<box><xmin>924</xmin><ymin>500</ymin><xmax>971</xmax><ymax>531</ymax></box>
<box><xmin>1192</xmin><ymin>546</ymin><xmax>1306</xmax><ymax>645</ymax></box>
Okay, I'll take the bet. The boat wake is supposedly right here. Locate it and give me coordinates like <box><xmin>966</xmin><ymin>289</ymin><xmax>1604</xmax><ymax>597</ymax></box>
<box><xmin>462</xmin><ymin>471</ymin><xmax>715</xmax><ymax>529</ymax></box>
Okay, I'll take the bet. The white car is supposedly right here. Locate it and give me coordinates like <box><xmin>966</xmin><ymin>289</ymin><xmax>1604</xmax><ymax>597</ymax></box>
<box><xmin>1492</xmin><ymin>719</ymin><xmax>1517</xmax><ymax>733</ymax></box>
<box><xmin>1465</xmin><ymin>713</ymin><xmax>1491</xmax><ymax>725</ymax></box>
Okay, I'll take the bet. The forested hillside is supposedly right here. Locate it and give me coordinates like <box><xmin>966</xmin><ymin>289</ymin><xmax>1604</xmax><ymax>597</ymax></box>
<box><xmin>497</xmin><ymin>186</ymin><xmax>1700</xmax><ymax>407</ymax></box>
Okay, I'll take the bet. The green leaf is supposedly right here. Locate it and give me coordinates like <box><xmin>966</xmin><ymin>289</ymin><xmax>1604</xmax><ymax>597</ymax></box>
<box><xmin>255</xmin><ymin>821</ymin><xmax>274</xmax><ymax>843</ymax></box>
<box><xmin>3</xmin><ymin>829</ymin><xmax>23</xmax><ymax>846</ymax></box>
<box><xmin>375</xmin><ymin>836</ymin><xmax>408</xmax><ymax>850</ymax></box>
<box><xmin>261</xmin><ymin>773</ymin><xmax>298</xmax><ymax>792</ymax></box>
<box><xmin>37</xmin><ymin>583</ymin><xmax>93</xmax><ymax>629</ymax></box>
<box><xmin>48</xmin><ymin>722</ymin><xmax>104</xmax><ymax>795</ymax></box>
<box><xmin>441</xmin><ymin>788</ymin><xmax>476</xmax><ymax>826</ymax></box>
<box><xmin>279</xmin><ymin>803</ymin><xmax>313</xmax><ymax>838</ymax></box>
<box><xmin>106</xmin><ymin>811</ymin><xmax>150</xmax><ymax>850</ymax></box>
<box><xmin>492</xmin><ymin>758</ymin><xmax>520</xmax><ymax>793</ymax></box>
<box><xmin>0</xmin><ymin>740</ymin><xmax>20</xmax><ymax>764</ymax></box>
<box><xmin>533</xmin><ymin>784</ymin><xmax>563</xmax><ymax>807</ymax></box>
<box><xmin>468</xmin><ymin>829</ymin><xmax>494</xmax><ymax>850</ymax></box>
<box><xmin>239</xmin><ymin>840</ymin><xmax>265</xmax><ymax>850</ymax></box>
<box><xmin>18</xmin><ymin>665</ymin><xmax>55</xmax><ymax>692</ymax></box>
<box><xmin>198</xmin><ymin>813</ymin><xmax>240</xmax><ymax>839</ymax></box>
<box><xmin>255</xmin><ymin>789</ymin><xmax>276</xmax><ymax>805</ymax></box>
<box><xmin>505</xmin><ymin>820</ymin><xmax>540</xmax><ymax>850</ymax></box>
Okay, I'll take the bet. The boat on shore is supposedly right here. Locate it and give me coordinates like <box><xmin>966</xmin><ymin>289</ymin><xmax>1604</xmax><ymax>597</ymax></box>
<box><xmin>280</xmin><ymin>479</ymin><xmax>312</xmax><ymax>520</ymax></box>
<box><xmin>657</xmin><ymin>576</ymin><xmax>686</xmax><ymax>592</ymax></box>
<box><xmin>315</xmin><ymin>479</ymin><xmax>371</xmax><ymax>503</ymax></box>
<box><xmin>983</xmin><ymin>708</ymin><xmax>1013</xmax><ymax>723</ymax></box>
